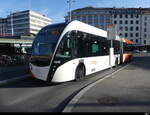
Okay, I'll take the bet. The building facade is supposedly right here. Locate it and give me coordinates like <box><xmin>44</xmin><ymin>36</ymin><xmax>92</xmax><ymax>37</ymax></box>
<box><xmin>0</xmin><ymin>18</ymin><xmax>7</xmax><ymax>37</ymax></box>
<box><xmin>65</xmin><ymin>7</ymin><xmax>150</xmax><ymax>45</ymax></box>
<box><xmin>0</xmin><ymin>10</ymin><xmax>52</xmax><ymax>38</ymax></box>
<box><xmin>112</xmin><ymin>8</ymin><xmax>142</xmax><ymax>45</ymax></box>
<box><xmin>141</xmin><ymin>9</ymin><xmax>150</xmax><ymax>45</ymax></box>
<box><xmin>65</xmin><ymin>7</ymin><xmax>113</xmax><ymax>30</ymax></box>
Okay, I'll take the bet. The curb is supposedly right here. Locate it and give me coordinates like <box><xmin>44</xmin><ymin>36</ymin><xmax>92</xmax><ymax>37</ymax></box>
<box><xmin>0</xmin><ymin>74</ymin><xmax>30</xmax><ymax>86</ymax></box>
<box><xmin>62</xmin><ymin>63</ymin><xmax>131</xmax><ymax>112</ymax></box>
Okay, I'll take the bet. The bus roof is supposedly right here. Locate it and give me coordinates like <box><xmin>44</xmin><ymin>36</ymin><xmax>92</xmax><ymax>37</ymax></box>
<box><xmin>43</xmin><ymin>20</ymin><xmax>134</xmax><ymax>44</ymax></box>
<box><xmin>63</xmin><ymin>20</ymin><xmax>107</xmax><ymax>38</ymax></box>
<box><xmin>39</xmin><ymin>22</ymin><xmax>67</xmax><ymax>32</ymax></box>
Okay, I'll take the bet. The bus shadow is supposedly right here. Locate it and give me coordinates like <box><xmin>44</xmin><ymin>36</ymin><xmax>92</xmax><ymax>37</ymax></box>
<box><xmin>0</xmin><ymin>77</ymin><xmax>62</xmax><ymax>88</ymax></box>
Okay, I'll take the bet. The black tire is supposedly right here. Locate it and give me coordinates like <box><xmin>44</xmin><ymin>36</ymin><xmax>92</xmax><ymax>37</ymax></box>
<box><xmin>75</xmin><ymin>66</ymin><xmax>85</xmax><ymax>81</ymax></box>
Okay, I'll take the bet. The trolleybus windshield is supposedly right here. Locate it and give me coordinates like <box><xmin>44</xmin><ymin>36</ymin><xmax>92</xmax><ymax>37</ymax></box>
<box><xmin>32</xmin><ymin>23</ymin><xmax>67</xmax><ymax>56</ymax></box>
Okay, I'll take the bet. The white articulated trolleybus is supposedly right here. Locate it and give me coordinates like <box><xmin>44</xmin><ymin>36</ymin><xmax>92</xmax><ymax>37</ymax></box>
<box><xmin>29</xmin><ymin>20</ymin><xmax>133</xmax><ymax>83</ymax></box>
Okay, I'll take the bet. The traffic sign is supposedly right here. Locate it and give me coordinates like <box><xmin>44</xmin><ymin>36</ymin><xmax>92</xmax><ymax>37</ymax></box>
<box><xmin>107</xmin><ymin>24</ymin><xmax>118</xmax><ymax>40</ymax></box>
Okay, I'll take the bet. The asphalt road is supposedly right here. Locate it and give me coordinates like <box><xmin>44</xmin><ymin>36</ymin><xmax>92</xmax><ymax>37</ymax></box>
<box><xmin>69</xmin><ymin>54</ymin><xmax>150</xmax><ymax>112</ymax></box>
<box><xmin>0</xmin><ymin>65</ymin><xmax>29</xmax><ymax>81</ymax></box>
<box><xmin>0</xmin><ymin>63</ymin><xmax>120</xmax><ymax>112</ymax></box>
<box><xmin>0</xmin><ymin>53</ymin><xmax>150</xmax><ymax>112</ymax></box>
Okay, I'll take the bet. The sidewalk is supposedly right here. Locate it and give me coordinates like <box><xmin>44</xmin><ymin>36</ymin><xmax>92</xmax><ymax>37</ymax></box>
<box><xmin>63</xmin><ymin>56</ymin><xmax>150</xmax><ymax>112</ymax></box>
<box><xmin>0</xmin><ymin>64</ymin><xmax>30</xmax><ymax>84</ymax></box>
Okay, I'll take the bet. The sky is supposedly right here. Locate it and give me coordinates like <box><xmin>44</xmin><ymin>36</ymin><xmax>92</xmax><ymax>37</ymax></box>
<box><xmin>0</xmin><ymin>0</ymin><xmax>150</xmax><ymax>23</ymax></box>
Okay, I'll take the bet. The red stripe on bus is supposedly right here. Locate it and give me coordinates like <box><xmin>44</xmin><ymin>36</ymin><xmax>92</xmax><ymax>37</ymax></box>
<box><xmin>29</xmin><ymin>70</ymin><xmax>36</xmax><ymax>78</ymax></box>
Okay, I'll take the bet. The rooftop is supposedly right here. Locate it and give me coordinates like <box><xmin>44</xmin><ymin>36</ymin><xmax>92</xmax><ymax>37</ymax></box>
<box><xmin>73</xmin><ymin>6</ymin><xmax>150</xmax><ymax>11</ymax></box>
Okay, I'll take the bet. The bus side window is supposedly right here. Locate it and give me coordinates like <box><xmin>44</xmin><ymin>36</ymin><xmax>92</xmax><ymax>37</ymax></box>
<box><xmin>113</xmin><ymin>40</ymin><xmax>120</xmax><ymax>54</ymax></box>
<box><xmin>101</xmin><ymin>41</ymin><xmax>109</xmax><ymax>55</ymax></box>
<box><xmin>63</xmin><ymin>38</ymin><xmax>71</xmax><ymax>56</ymax></box>
<box><xmin>55</xmin><ymin>34</ymin><xmax>72</xmax><ymax>58</ymax></box>
<box><xmin>91</xmin><ymin>42</ymin><xmax>100</xmax><ymax>56</ymax></box>
<box><xmin>76</xmin><ymin>32</ymin><xmax>90</xmax><ymax>58</ymax></box>
<box><xmin>70</xmin><ymin>31</ymin><xmax>78</xmax><ymax>58</ymax></box>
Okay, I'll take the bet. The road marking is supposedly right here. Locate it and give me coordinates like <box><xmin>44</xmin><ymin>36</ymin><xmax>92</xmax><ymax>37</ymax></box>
<box><xmin>62</xmin><ymin>63</ymin><xmax>131</xmax><ymax>112</ymax></box>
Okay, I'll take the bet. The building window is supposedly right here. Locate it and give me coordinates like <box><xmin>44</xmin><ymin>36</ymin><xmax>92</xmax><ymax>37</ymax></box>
<box><xmin>125</xmin><ymin>20</ymin><xmax>128</xmax><ymax>24</ymax></box>
<box><xmin>125</xmin><ymin>14</ymin><xmax>128</xmax><ymax>18</ymax></box>
<box><xmin>130</xmin><ymin>20</ymin><xmax>133</xmax><ymax>24</ymax></box>
<box><xmin>136</xmin><ymin>27</ymin><xmax>139</xmax><ymax>31</ymax></box>
<box><xmin>119</xmin><ymin>33</ymin><xmax>122</xmax><ymax>36</ymax></box>
<box><xmin>88</xmin><ymin>15</ymin><xmax>92</xmax><ymax>20</ymax></box>
<box><xmin>131</xmin><ymin>14</ymin><xmax>133</xmax><ymax>18</ymax></box>
<box><xmin>119</xmin><ymin>26</ymin><xmax>123</xmax><ymax>31</ymax></box>
<box><xmin>114</xmin><ymin>20</ymin><xmax>117</xmax><ymax>24</ymax></box>
<box><xmin>114</xmin><ymin>14</ymin><xmax>117</xmax><ymax>18</ymax></box>
<box><xmin>136</xmin><ymin>33</ymin><xmax>139</xmax><ymax>37</ymax></box>
<box><xmin>99</xmin><ymin>15</ymin><xmax>104</xmax><ymax>19</ymax></box>
<box><xmin>136</xmin><ymin>39</ymin><xmax>138</xmax><ymax>43</ymax></box>
<box><xmin>82</xmin><ymin>16</ymin><xmax>86</xmax><ymax>22</ymax></box>
<box><xmin>144</xmin><ymin>16</ymin><xmax>147</xmax><ymax>21</ymax></box>
<box><xmin>77</xmin><ymin>16</ymin><xmax>80</xmax><ymax>21</ymax></box>
<box><xmin>120</xmin><ymin>14</ymin><xmax>122</xmax><ymax>18</ymax></box>
<box><xmin>125</xmin><ymin>26</ymin><xmax>128</xmax><ymax>31</ymax></box>
<box><xmin>144</xmin><ymin>40</ymin><xmax>146</xmax><ymax>44</ymax></box>
<box><xmin>125</xmin><ymin>33</ymin><xmax>128</xmax><ymax>37</ymax></box>
<box><xmin>130</xmin><ymin>33</ymin><xmax>133</xmax><ymax>37</ymax></box>
<box><xmin>136</xmin><ymin>20</ymin><xmax>139</xmax><ymax>24</ymax></box>
<box><xmin>144</xmin><ymin>34</ymin><xmax>147</xmax><ymax>38</ymax></box>
<box><xmin>88</xmin><ymin>15</ymin><xmax>93</xmax><ymax>24</ymax></box>
<box><xmin>130</xmin><ymin>26</ymin><xmax>133</xmax><ymax>31</ymax></box>
<box><xmin>94</xmin><ymin>15</ymin><xmax>98</xmax><ymax>20</ymax></box>
<box><xmin>144</xmin><ymin>28</ymin><xmax>147</xmax><ymax>32</ymax></box>
<box><xmin>144</xmin><ymin>22</ymin><xmax>147</xmax><ymax>26</ymax></box>
<box><xmin>119</xmin><ymin>20</ymin><xmax>122</xmax><ymax>24</ymax></box>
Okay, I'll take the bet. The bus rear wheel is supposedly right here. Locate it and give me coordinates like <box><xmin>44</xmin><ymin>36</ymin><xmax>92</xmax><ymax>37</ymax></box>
<box><xmin>75</xmin><ymin>65</ymin><xmax>85</xmax><ymax>81</ymax></box>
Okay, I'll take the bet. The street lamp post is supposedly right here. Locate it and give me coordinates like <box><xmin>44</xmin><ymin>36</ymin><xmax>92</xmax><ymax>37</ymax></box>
<box><xmin>67</xmin><ymin>0</ymin><xmax>75</xmax><ymax>22</ymax></box>
<box><xmin>10</xmin><ymin>12</ymin><xmax>14</xmax><ymax>36</ymax></box>
<box><xmin>0</xmin><ymin>23</ymin><xmax>2</xmax><ymax>37</ymax></box>
<box><xmin>28</xmin><ymin>0</ymin><xmax>31</xmax><ymax>10</ymax></box>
